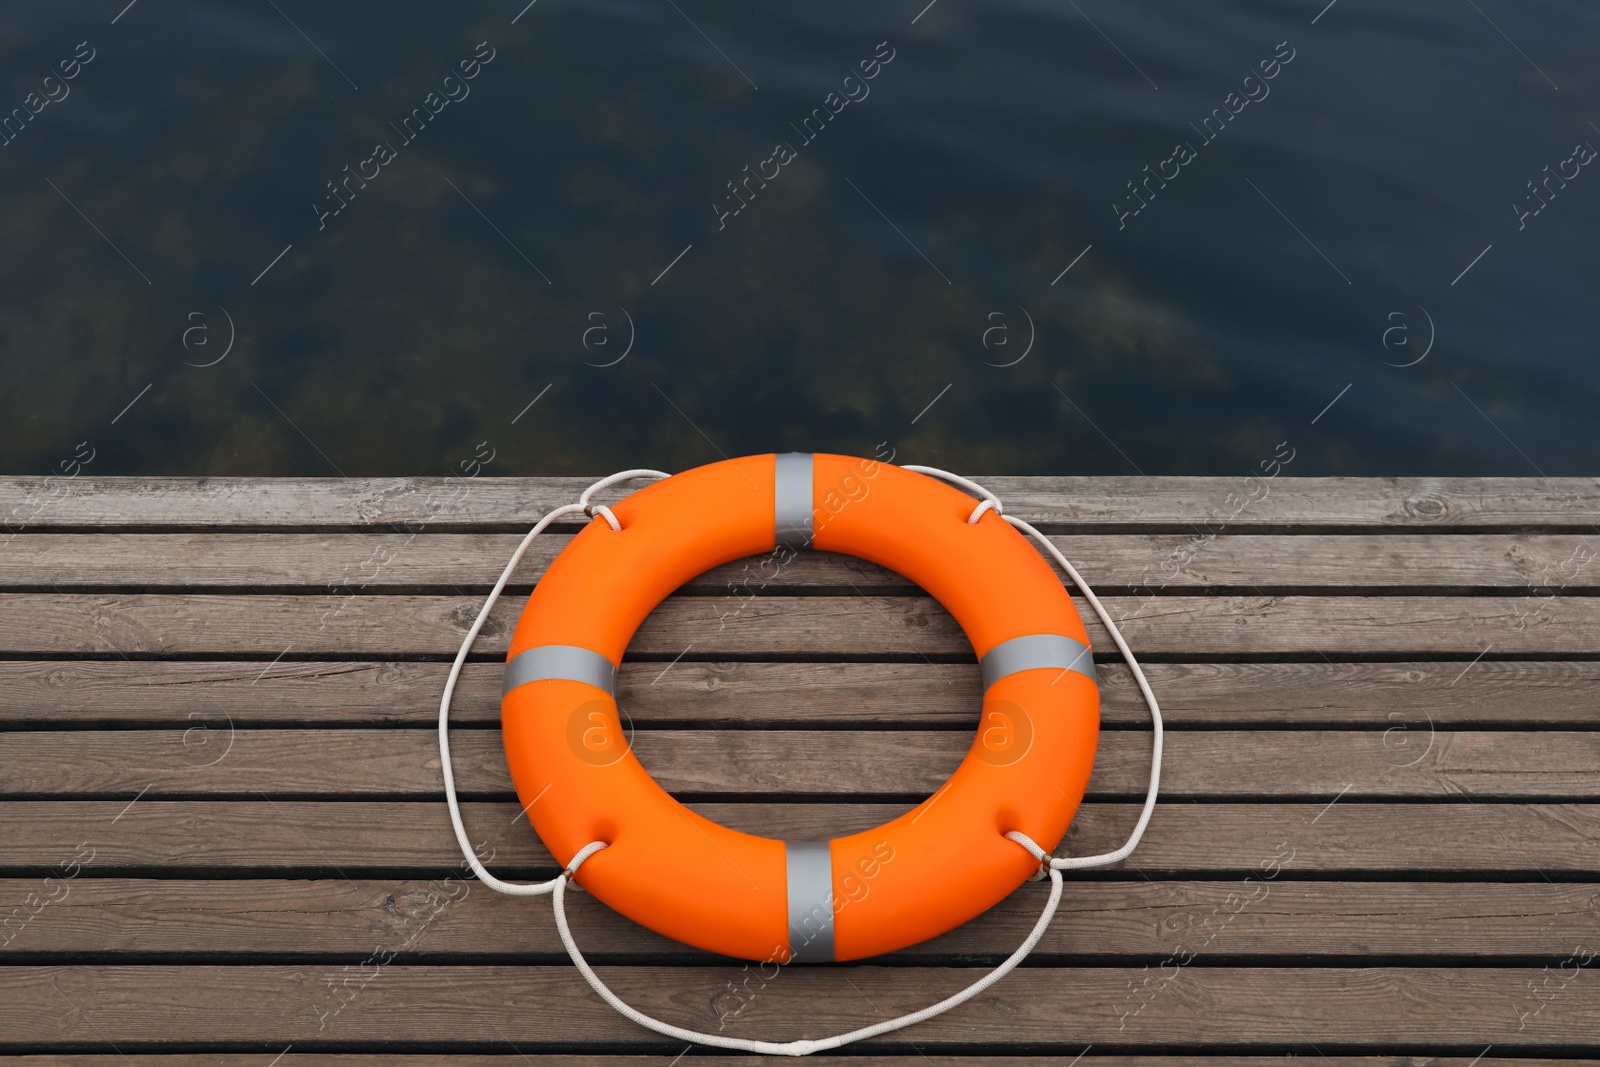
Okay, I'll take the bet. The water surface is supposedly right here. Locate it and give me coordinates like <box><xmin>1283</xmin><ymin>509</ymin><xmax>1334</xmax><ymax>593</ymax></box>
<box><xmin>2</xmin><ymin>0</ymin><xmax>1596</xmax><ymax>477</ymax></box>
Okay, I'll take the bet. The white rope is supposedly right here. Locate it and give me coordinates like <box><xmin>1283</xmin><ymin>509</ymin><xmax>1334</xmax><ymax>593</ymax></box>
<box><xmin>579</xmin><ymin>469</ymin><xmax>670</xmax><ymax>509</ymax></box>
<box><xmin>907</xmin><ymin>464</ymin><xmax>1165</xmax><ymax>870</ymax></box>
<box><xmin>1004</xmin><ymin>512</ymin><xmax>1163</xmax><ymax>867</ymax></box>
<box><xmin>901</xmin><ymin>465</ymin><xmax>1003</xmax><ymax>516</ymax></box>
<box><xmin>435</xmin><ymin>463</ymin><xmax>1163</xmax><ymax>1053</ymax></box>
<box><xmin>437</xmin><ymin>471</ymin><xmax>667</xmax><ymax>896</ymax></box>
<box><xmin>966</xmin><ymin>498</ymin><xmax>1001</xmax><ymax>523</ymax></box>
<box><xmin>551</xmin><ymin>837</ymin><xmax>1066</xmax><ymax>1056</ymax></box>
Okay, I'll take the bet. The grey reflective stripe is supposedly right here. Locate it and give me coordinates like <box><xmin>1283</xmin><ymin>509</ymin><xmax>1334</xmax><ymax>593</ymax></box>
<box><xmin>980</xmin><ymin>633</ymin><xmax>1096</xmax><ymax>689</ymax></box>
<box><xmin>503</xmin><ymin>645</ymin><xmax>617</xmax><ymax>697</ymax></box>
<box><xmin>774</xmin><ymin>452</ymin><xmax>814</xmax><ymax>548</ymax></box>
<box><xmin>784</xmin><ymin>839</ymin><xmax>835</xmax><ymax>962</ymax></box>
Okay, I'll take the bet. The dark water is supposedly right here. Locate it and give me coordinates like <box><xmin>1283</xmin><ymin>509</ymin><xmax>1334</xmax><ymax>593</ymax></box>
<box><xmin>3</xmin><ymin>0</ymin><xmax>1596</xmax><ymax>478</ymax></box>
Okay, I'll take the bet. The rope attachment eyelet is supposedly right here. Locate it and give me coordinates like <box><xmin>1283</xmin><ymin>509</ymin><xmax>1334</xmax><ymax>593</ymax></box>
<box><xmin>967</xmin><ymin>498</ymin><xmax>1002</xmax><ymax>524</ymax></box>
<box><xmin>575</xmin><ymin>468</ymin><xmax>670</xmax><ymax>533</ymax></box>
<box><xmin>585</xmin><ymin>504</ymin><xmax>622</xmax><ymax>531</ymax></box>
<box><xmin>564</xmin><ymin>839</ymin><xmax>610</xmax><ymax>879</ymax></box>
<box><xmin>1004</xmin><ymin>829</ymin><xmax>1053</xmax><ymax>878</ymax></box>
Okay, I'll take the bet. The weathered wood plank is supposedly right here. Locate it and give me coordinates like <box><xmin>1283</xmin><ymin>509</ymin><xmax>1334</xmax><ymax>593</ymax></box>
<box><xmin>3</xmin><ymin>877</ymin><xmax>1595</xmax><ymax>959</ymax></box>
<box><xmin>2</xmin><ymin>477</ymin><xmax>1589</xmax><ymax>1062</ymax></box>
<box><xmin>3</xmin><ymin>729</ymin><xmax>1593</xmax><ymax>800</ymax></box>
<box><xmin>6</xmin><ymin>475</ymin><xmax>1600</xmax><ymax>529</ymax></box>
<box><xmin>0</xmin><ymin>534</ymin><xmax>886</xmax><ymax>593</ymax></box>
<box><xmin>4</xmin><ymin>532</ymin><xmax>1597</xmax><ymax>591</ymax></box>
<box><xmin>3</xmin><ymin>593</ymin><xmax>1599</xmax><ymax>656</ymax></box>
<box><xmin>0</xmin><ymin>477</ymin><xmax>591</xmax><ymax>532</ymax></box>
<box><xmin>3</xmin><ymin>802</ymin><xmax>1595</xmax><ymax>874</ymax></box>
<box><xmin>3</xmin><ymin>964</ymin><xmax>1597</xmax><ymax>1046</ymax></box>
<box><xmin>2</xmin><ymin>659</ymin><xmax>1593</xmax><ymax>727</ymax></box>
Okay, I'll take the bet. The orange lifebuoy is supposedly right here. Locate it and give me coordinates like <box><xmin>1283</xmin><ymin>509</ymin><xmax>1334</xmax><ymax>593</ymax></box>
<box><xmin>501</xmin><ymin>453</ymin><xmax>1100</xmax><ymax>962</ymax></box>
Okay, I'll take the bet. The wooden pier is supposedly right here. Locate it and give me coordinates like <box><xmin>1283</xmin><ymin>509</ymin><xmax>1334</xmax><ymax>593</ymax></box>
<box><xmin>3</xmin><ymin>474</ymin><xmax>1600</xmax><ymax>1065</ymax></box>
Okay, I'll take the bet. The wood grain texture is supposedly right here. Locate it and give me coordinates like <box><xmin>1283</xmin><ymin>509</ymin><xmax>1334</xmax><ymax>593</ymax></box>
<box><xmin>2</xmin><ymin>659</ymin><xmax>1594</xmax><ymax>726</ymax></box>
<box><xmin>6</xmin><ymin>475</ymin><xmax>1600</xmax><ymax>529</ymax></box>
<box><xmin>4</xmin><ymin>801</ymin><xmax>1597</xmax><ymax>874</ymax></box>
<box><xmin>3</xmin><ymin>532</ymin><xmax>1596</xmax><ymax>590</ymax></box>
<box><xmin>3</xmin><ymin>729</ymin><xmax>1595</xmax><ymax>800</ymax></box>
<box><xmin>4</xmin><ymin>475</ymin><xmax>1596</xmax><ymax>1058</ymax></box>
<box><xmin>3</xmin><ymin>592</ymin><xmax>1599</xmax><ymax>656</ymax></box>
<box><xmin>4</xmin><ymin>965</ymin><xmax>1599</xmax><ymax>1046</ymax></box>
<box><xmin>4</xmin><ymin>878</ymin><xmax>1596</xmax><ymax>959</ymax></box>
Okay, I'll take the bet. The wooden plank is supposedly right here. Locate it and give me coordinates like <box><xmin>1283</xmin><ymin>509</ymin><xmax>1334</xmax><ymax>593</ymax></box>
<box><xmin>4</xmin><ymin>532</ymin><xmax>1597</xmax><ymax>591</ymax></box>
<box><xmin>4</xmin><ymin>593</ymin><xmax>1600</xmax><ymax>656</ymax></box>
<box><xmin>3</xmin><ymin>801</ymin><xmax>1596</xmax><ymax>874</ymax></box>
<box><xmin>3</xmin><ymin>964</ymin><xmax>1598</xmax><ymax>1046</ymax></box>
<box><xmin>6</xmin><ymin>475</ymin><xmax>1600</xmax><ymax>529</ymax></box>
<box><xmin>3</xmin><ymin>659</ymin><xmax>1594</xmax><ymax>727</ymax></box>
<box><xmin>4</xmin><ymin>729</ymin><xmax>1595</xmax><ymax>800</ymax></box>
<box><xmin>4</xmin><ymin>877</ymin><xmax>1595</xmax><ymax>959</ymax></box>
<box><xmin>0</xmin><ymin>476</ymin><xmax>592</xmax><ymax>532</ymax></box>
<box><xmin>0</xmin><ymin>533</ymin><xmax>890</xmax><ymax>593</ymax></box>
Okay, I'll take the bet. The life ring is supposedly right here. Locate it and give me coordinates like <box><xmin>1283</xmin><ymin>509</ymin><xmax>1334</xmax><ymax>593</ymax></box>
<box><xmin>500</xmin><ymin>453</ymin><xmax>1100</xmax><ymax>962</ymax></box>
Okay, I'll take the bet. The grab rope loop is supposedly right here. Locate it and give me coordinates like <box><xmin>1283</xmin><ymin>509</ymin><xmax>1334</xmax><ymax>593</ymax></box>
<box><xmin>908</xmin><ymin>465</ymin><xmax>1166</xmax><ymax>872</ymax></box>
<box><xmin>437</xmin><ymin>462</ymin><xmax>1163</xmax><ymax>1053</ymax></box>
<box><xmin>436</xmin><ymin>470</ymin><xmax>665</xmax><ymax>898</ymax></box>
<box><xmin>552</xmin><ymin>832</ymin><xmax>1066</xmax><ymax>1057</ymax></box>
